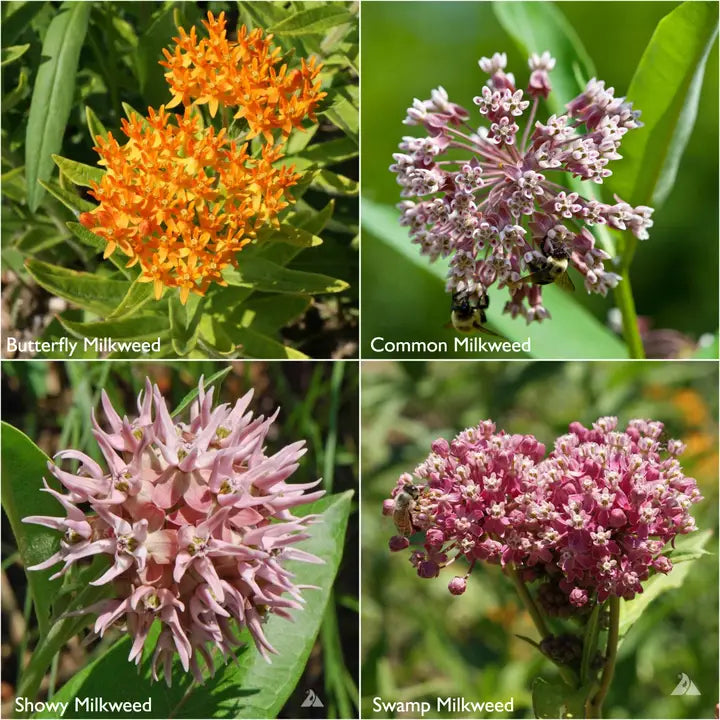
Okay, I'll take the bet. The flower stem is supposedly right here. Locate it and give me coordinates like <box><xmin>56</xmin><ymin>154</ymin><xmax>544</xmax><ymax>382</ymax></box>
<box><xmin>590</xmin><ymin>596</ymin><xmax>621</xmax><ymax>718</ymax></box>
<box><xmin>508</xmin><ymin>565</ymin><xmax>550</xmax><ymax>638</ymax></box>
<box><xmin>614</xmin><ymin>236</ymin><xmax>646</xmax><ymax>359</ymax></box>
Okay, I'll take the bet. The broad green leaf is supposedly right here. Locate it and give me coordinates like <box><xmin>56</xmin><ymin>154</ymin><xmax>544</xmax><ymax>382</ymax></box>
<box><xmin>223</xmin><ymin>258</ymin><xmax>349</xmax><ymax>295</ymax></box>
<box><xmin>25</xmin><ymin>2</ymin><xmax>91</xmax><ymax>211</ymax></box>
<box><xmin>493</xmin><ymin>2</ymin><xmax>595</xmax><ymax>109</ymax></box>
<box><xmin>37</xmin><ymin>179</ymin><xmax>95</xmax><ymax>214</ymax></box>
<box><xmin>234</xmin><ymin>327</ymin><xmax>309</xmax><ymax>359</ymax></box>
<box><xmin>311</xmin><ymin>169</ymin><xmax>358</xmax><ymax>196</ymax></box>
<box><xmin>25</xmin><ymin>258</ymin><xmax>131</xmax><ymax>316</ymax></box>
<box><xmin>59</xmin><ymin>315</ymin><xmax>170</xmax><ymax>342</ymax></box>
<box><xmin>234</xmin><ymin>294</ymin><xmax>311</xmax><ymax>333</ymax></box>
<box><xmin>363</xmin><ymin>199</ymin><xmax>626</xmax><ymax>358</ymax></box>
<box><xmin>85</xmin><ymin>105</ymin><xmax>109</xmax><ymax>142</ymax></box>
<box><xmin>610</xmin><ymin>2</ymin><xmax>718</xmax><ymax>207</ymax></box>
<box><xmin>618</xmin><ymin>529</ymin><xmax>713</xmax><ymax>643</ymax></box>
<box><xmin>170</xmin><ymin>366</ymin><xmax>233</xmax><ymax>418</ymax></box>
<box><xmin>532</xmin><ymin>677</ymin><xmax>587</xmax><ymax>719</ymax></box>
<box><xmin>1</xmin><ymin>43</ymin><xmax>30</xmax><ymax>66</ymax></box>
<box><xmin>168</xmin><ymin>291</ymin><xmax>204</xmax><ymax>356</ymax></box>
<box><xmin>292</xmin><ymin>136</ymin><xmax>358</xmax><ymax>167</ymax></box>
<box><xmin>0</xmin><ymin>423</ymin><xmax>61</xmax><ymax>639</ymax></box>
<box><xmin>259</xmin><ymin>224</ymin><xmax>323</xmax><ymax>248</ymax></box>
<box><xmin>106</xmin><ymin>278</ymin><xmax>156</xmax><ymax>321</ymax></box>
<box><xmin>52</xmin><ymin>154</ymin><xmax>104</xmax><ymax>188</ymax></box>
<box><xmin>40</xmin><ymin>492</ymin><xmax>352</xmax><ymax>718</ymax></box>
<box><xmin>269</xmin><ymin>6</ymin><xmax>353</xmax><ymax>36</ymax></box>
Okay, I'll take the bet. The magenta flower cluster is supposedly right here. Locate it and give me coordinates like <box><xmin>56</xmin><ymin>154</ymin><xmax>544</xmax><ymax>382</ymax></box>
<box><xmin>390</xmin><ymin>51</ymin><xmax>654</xmax><ymax>323</ymax></box>
<box><xmin>24</xmin><ymin>378</ymin><xmax>324</xmax><ymax>685</ymax></box>
<box><xmin>384</xmin><ymin>417</ymin><xmax>701</xmax><ymax>605</ymax></box>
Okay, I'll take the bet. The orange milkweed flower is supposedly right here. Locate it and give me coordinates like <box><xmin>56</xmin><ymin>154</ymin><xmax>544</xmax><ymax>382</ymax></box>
<box><xmin>160</xmin><ymin>11</ymin><xmax>327</xmax><ymax>143</ymax></box>
<box><xmin>79</xmin><ymin>106</ymin><xmax>300</xmax><ymax>304</ymax></box>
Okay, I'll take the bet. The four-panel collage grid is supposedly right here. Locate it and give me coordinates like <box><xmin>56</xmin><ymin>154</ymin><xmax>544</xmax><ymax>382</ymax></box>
<box><xmin>0</xmin><ymin>1</ymin><xmax>718</xmax><ymax>720</ymax></box>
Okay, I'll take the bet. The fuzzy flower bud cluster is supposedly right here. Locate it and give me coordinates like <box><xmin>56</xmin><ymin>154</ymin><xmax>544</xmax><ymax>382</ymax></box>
<box><xmin>24</xmin><ymin>378</ymin><xmax>324</xmax><ymax>685</ymax></box>
<box><xmin>384</xmin><ymin>417</ymin><xmax>701</xmax><ymax>606</ymax></box>
<box><xmin>390</xmin><ymin>52</ymin><xmax>654</xmax><ymax>323</ymax></box>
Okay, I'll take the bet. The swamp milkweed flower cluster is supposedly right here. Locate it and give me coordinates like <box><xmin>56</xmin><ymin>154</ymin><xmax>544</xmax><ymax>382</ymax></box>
<box><xmin>384</xmin><ymin>417</ymin><xmax>701</xmax><ymax>605</ymax></box>
<box><xmin>80</xmin><ymin>11</ymin><xmax>326</xmax><ymax>304</ymax></box>
<box><xmin>24</xmin><ymin>378</ymin><xmax>324</xmax><ymax>685</ymax></box>
<box><xmin>390</xmin><ymin>52</ymin><xmax>654</xmax><ymax>323</ymax></box>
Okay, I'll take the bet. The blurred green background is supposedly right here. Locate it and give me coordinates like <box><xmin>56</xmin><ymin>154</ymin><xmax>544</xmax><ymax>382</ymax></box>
<box><xmin>361</xmin><ymin>360</ymin><xmax>718</xmax><ymax>718</ymax></box>
<box><xmin>1</xmin><ymin>361</ymin><xmax>358</xmax><ymax>719</ymax></box>
<box><xmin>360</xmin><ymin>2</ymin><xmax>719</xmax><ymax>358</ymax></box>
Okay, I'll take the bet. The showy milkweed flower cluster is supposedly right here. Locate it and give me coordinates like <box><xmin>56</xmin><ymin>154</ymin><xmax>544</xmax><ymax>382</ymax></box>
<box><xmin>24</xmin><ymin>378</ymin><xmax>324</xmax><ymax>685</ymax></box>
<box><xmin>390</xmin><ymin>52</ymin><xmax>654</xmax><ymax>323</ymax></box>
<box><xmin>384</xmin><ymin>417</ymin><xmax>701</xmax><ymax>605</ymax></box>
<box><xmin>80</xmin><ymin>11</ymin><xmax>326</xmax><ymax>304</ymax></box>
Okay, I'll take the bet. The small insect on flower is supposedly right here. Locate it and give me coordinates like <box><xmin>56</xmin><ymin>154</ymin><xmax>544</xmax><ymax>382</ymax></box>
<box><xmin>447</xmin><ymin>290</ymin><xmax>504</xmax><ymax>337</ymax></box>
<box><xmin>510</xmin><ymin>238</ymin><xmax>575</xmax><ymax>293</ymax></box>
<box><xmin>392</xmin><ymin>483</ymin><xmax>420</xmax><ymax>536</ymax></box>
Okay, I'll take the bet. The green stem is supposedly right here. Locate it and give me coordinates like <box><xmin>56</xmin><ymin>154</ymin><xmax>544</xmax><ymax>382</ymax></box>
<box><xmin>507</xmin><ymin>567</ymin><xmax>578</xmax><ymax>688</ymax></box>
<box><xmin>580</xmin><ymin>603</ymin><xmax>601</xmax><ymax>686</ymax></box>
<box><xmin>589</xmin><ymin>596</ymin><xmax>621</xmax><ymax>718</ymax></box>
<box><xmin>614</xmin><ymin>236</ymin><xmax>645</xmax><ymax>359</ymax></box>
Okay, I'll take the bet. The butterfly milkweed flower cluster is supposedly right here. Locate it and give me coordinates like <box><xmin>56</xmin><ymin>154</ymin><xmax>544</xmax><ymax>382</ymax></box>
<box><xmin>390</xmin><ymin>52</ymin><xmax>654</xmax><ymax>323</ymax></box>
<box><xmin>384</xmin><ymin>417</ymin><xmax>701</xmax><ymax>606</ymax></box>
<box><xmin>24</xmin><ymin>378</ymin><xmax>324</xmax><ymax>685</ymax></box>
<box><xmin>80</xmin><ymin>11</ymin><xmax>326</xmax><ymax>304</ymax></box>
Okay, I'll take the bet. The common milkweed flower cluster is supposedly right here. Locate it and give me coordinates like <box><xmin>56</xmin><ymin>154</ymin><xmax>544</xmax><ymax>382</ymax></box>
<box><xmin>80</xmin><ymin>11</ymin><xmax>326</xmax><ymax>304</ymax></box>
<box><xmin>384</xmin><ymin>417</ymin><xmax>701</xmax><ymax>605</ymax></box>
<box><xmin>24</xmin><ymin>378</ymin><xmax>324</xmax><ymax>685</ymax></box>
<box><xmin>390</xmin><ymin>52</ymin><xmax>655</xmax><ymax>323</ymax></box>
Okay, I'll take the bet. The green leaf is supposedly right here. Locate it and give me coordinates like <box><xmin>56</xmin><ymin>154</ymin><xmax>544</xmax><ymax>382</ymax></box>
<box><xmin>292</xmin><ymin>136</ymin><xmax>358</xmax><ymax>167</ymax></box>
<box><xmin>259</xmin><ymin>224</ymin><xmax>323</xmax><ymax>248</ymax></box>
<box><xmin>1</xmin><ymin>43</ymin><xmax>30</xmax><ymax>66</ymax></box>
<box><xmin>234</xmin><ymin>327</ymin><xmax>310</xmax><ymax>359</ymax></box>
<box><xmin>322</xmin><ymin>88</ymin><xmax>359</xmax><ymax>141</ymax></box>
<box><xmin>493</xmin><ymin>2</ymin><xmax>595</xmax><ymax>109</ymax></box>
<box><xmin>269</xmin><ymin>6</ymin><xmax>353</xmax><ymax>36</ymax></box>
<box><xmin>311</xmin><ymin>169</ymin><xmax>358</xmax><ymax>196</ymax></box>
<box><xmin>66</xmin><ymin>221</ymin><xmax>134</xmax><ymax>278</ymax></box>
<box><xmin>223</xmin><ymin>258</ymin><xmax>349</xmax><ymax>295</ymax></box>
<box><xmin>170</xmin><ymin>366</ymin><xmax>233</xmax><ymax>418</ymax></box>
<box><xmin>106</xmin><ymin>278</ymin><xmax>156</xmax><ymax>320</ymax></box>
<box><xmin>0</xmin><ymin>423</ymin><xmax>61</xmax><ymax>639</ymax></box>
<box><xmin>618</xmin><ymin>529</ymin><xmax>713</xmax><ymax>643</ymax></box>
<box><xmin>363</xmin><ymin>199</ymin><xmax>626</xmax><ymax>358</ymax></box>
<box><xmin>609</xmin><ymin>2</ymin><xmax>718</xmax><ymax>207</ymax></box>
<box><xmin>85</xmin><ymin>105</ymin><xmax>110</xmax><ymax>142</ymax></box>
<box><xmin>25</xmin><ymin>2</ymin><xmax>91</xmax><ymax>211</ymax></box>
<box><xmin>168</xmin><ymin>291</ymin><xmax>204</xmax><ymax>356</ymax></box>
<box><xmin>40</xmin><ymin>492</ymin><xmax>352</xmax><ymax>718</ymax></box>
<box><xmin>233</xmin><ymin>294</ymin><xmax>311</xmax><ymax>333</ymax></box>
<box><xmin>52</xmin><ymin>154</ymin><xmax>104</xmax><ymax>188</ymax></box>
<box><xmin>25</xmin><ymin>258</ymin><xmax>132</xmax><ymax>316</ymax></box>
<box><xmin>4</xmin><ymin>66</ymin><xmax>29</xmax><ymax>112</ymax></box>
<box><xmin>59</xmin><ymin>314</ymin><xmax>170</xmax><ymax>342</ymax></box>
<box><xmin>2</xmin><ymin>2</ymin><xmax>48</xmax><ymax>46</ymax></box>
<box><xmin>532</xmin><ymin>677</ymin><xmax>587</xmax><ymax>719</ymax></box>
<box><xmin>37</xmin><ymin>179</ymin><xmax>96</xmax><ymax>214</ymax></box>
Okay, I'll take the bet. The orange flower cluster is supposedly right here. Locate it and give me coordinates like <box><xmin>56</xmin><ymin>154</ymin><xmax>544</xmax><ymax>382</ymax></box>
<box><xmin>80</xmin><ymin>107</ymin><xmax>300</xmax><ymax>303</ymax></box>
<box><xmin>161</xmin><ymin>11</ymin><xmax>327</xmax><ymax>143</ymax></box>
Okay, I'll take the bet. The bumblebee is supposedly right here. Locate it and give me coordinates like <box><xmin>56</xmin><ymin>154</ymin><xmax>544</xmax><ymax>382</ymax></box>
<box><xmin>448</xmin><ymin>291</ymin><xmax>503</xmax><ymax>336</ymax></box>
<box><xmin>511</xmin><ymin>243</ymin><xmax>575</xmax><ymax>292</ymax></box>
<box><xmin>393</xmin><ymin>483</ymin><xmax>420</xmax><ymax>537</ymax></box>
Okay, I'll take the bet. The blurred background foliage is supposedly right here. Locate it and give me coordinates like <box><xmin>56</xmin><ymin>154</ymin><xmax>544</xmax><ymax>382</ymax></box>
<box><xmin>361</xmin><ymin>361</ymin><xmax>718</xmax><ymax>718</ymax></box>
<box><xmin>360</xmin><ymin>2</ymin><xmax>718</xmax><ymax>358</ymax></box>
<box><xmin>1</xmin><ymin>361</ymin><xmax>358</xmax><ymax>718</ymax></box>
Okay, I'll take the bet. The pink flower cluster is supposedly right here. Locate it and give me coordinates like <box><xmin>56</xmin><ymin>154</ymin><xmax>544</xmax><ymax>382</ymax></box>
<box><xmin>24</xmin><ymin>378</ymin><xmax>324</xmax><ymax>685</ymax></box>
<box><xmin>390</xmin><ymin>51</ymin><xmax>654</xmax><ymax>323</ymax></box>
<box><xmin>384</xmin><ymin>417</ymin><xmax>701</xmax><ymax>605</ymax></box>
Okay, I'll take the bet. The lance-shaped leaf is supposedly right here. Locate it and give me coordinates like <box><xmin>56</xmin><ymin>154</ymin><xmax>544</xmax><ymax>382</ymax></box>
<box><xmin>223</xmin><ymin>258</ymin><xmax>349</xmax><ymax>295</ymax></box>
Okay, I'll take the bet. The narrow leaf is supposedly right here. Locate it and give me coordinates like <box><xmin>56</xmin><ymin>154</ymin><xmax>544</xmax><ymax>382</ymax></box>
<box><xmin>59</xmin><ymin>315</ymin><xmax>170</xmax><ymax>342</ymax></box>
<box><xmin>291</xmin><ymin>136</ymin><xmax>358</xmax><ymax>166</ymax></box>
<box><xmin>310</xmin><ymin>169</ymin><xmax>358</xmax><ymax>196</ymax></box>
<box><xmin>106</xmin><ymin>278</ymin><xmax>156</xmax><ymax>320</ymax></box>
<box><xmin>269</xmin><ymin>6</ymin><xmax>353</xmax><ymax>36</ymax></box>
<box><xmin>52</xmin><ymin>154</ymin><xmax>104</xmax><ymax>188</ymax></box>
<box><xmin>234</xmin><ymin>328</ymin><xmax>310</xmax><ymax>359</ymax></box>
<box><xmin>259</xmin><ymin>224</ymin><xmax>324</xmax><ymax>248</ymax></box>
<box><xmin>25</xmin><ymin>2</ymin><xmax>91</xmax><ymax>211</ymax></box>
<box><xmin>85</xmin><ymin>105</ymin><xmax>109</xmax><ymax>142</ymax></box>
<box><xmin>1</xmin><ymin>43</ymin><xmax>30</xmax><ymax>66</ymax></box>
<box><xmin>38</xmin><ymin>179</ymin><xmax>95</xmax><ymax>214</ymax></box>
<box><xmin>223</xmin><ymin>258</ymin><xmax>349</xmax><ymax>295</ymax></box>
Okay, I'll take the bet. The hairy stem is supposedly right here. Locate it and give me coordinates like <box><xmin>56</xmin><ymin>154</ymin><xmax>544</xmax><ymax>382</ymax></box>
<box><xmin>590</xmin><ymin>596</ymin><xmax>621</xmax><ymax>717</ymax></box>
